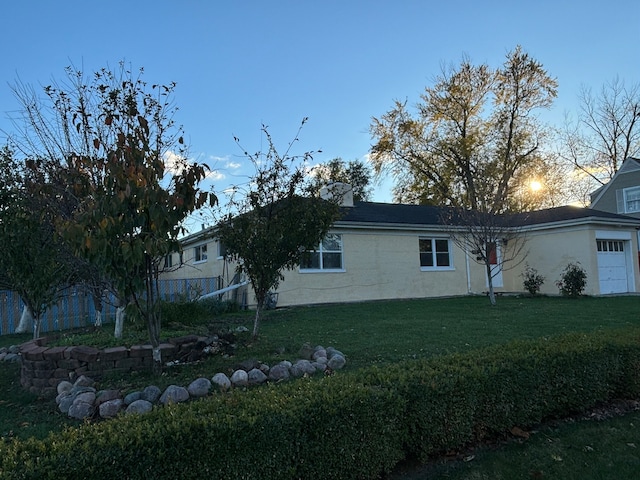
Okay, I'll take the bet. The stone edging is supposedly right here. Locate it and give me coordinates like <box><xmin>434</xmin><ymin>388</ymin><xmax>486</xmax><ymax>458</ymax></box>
<box><xmin>56</xmin><ymin>344</ymin><xmax>347</xmax><ymax>420</ymax></box>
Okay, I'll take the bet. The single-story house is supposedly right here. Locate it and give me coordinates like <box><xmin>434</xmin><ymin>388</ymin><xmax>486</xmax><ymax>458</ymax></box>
<box><xmin>161</xmin><ymin>189</ymin><xmax>640</xmax><ymax>307</ymax></box>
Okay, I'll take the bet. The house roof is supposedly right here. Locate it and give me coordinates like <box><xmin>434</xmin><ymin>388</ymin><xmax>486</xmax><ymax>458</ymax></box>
<box><xmin>506</xmin><ymin>205</ymin><xmax>640</xmax><ymax>227</ymax></box>
<box><xmin>339</xmin><ymin>202</ymin><xmax>455</xmax><ymax>226</ymax></box>
<box><xmin>179</xmin><ymin>200</ymin><xmax>640</xmax><ymax>246</ymax></box>
<box><xmin>337</xmin><ymin>202</ymin><xmax>640</xmax><ymax>230</ymax></box>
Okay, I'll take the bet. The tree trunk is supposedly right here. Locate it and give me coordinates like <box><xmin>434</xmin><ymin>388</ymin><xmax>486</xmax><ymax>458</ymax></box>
<box><xmin>114</xmin><ymin>306</ymin><xmax>125</xmax><ymax>338</ymax></box>
<box><xmin>33</xmin><ymin>313</ymin><xmax>42</xmax><ymax>340</ymax></box>
<box><xmin>15</xmin><ymin>305</ymin><xmax>33</xmax><ymax>334</ymax></box>
<box><xmin>146</xmin><ymin>255</ymin><xmax>162</xmax><ymax>374</ymax></box>
<box><xmin>252</xmin><ymin>300</ymin><xmax>263</xmax><ymax>339</ymax></box>
<box><xmin>148</xmin><ymin>310</ymin><xmax>162</xmax><ymax>375</ymax></box>
<box><xmin>485</xmin><ymin>262</ymin><xmax>497</xmax><ymax>306</ymax></box>
<box><xmin>151</xmin><ymin>344</ymin><xmax>162</xmax><ymax>375</ymax></box>
<box><xmin>92</xmin><ymin>291</ymin><xmax>103</xmax><ymax>327</ymax></box>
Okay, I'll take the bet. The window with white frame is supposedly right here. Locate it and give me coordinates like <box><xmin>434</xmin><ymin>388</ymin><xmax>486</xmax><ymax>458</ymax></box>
<box><xmin>597</xmin><ymin>240</ymin><xmax>625</xmax><ymax>252</ymax></box>
<box><xmin>300</xmin><ymin>234</ymin><xmax>343</xmax><ymax>271</ymax></box>
<box><xmin>419</xmin><ymin>237</ymin><xmax>452</xmax><ymax>269</ymax></box>
<box><xmin>194</xmin><ymin>244</ymin><xmax>208</xmax><ymax>263</ymax></box>
<box><xmin>623</xmin><ymin>186</ymin><xmax>640</xmax><ymax>213</ymax></box>
<box><xmin>164</xmin><ymin>254</ymin><xmax>173</xmax><ymax>269</ymax></box>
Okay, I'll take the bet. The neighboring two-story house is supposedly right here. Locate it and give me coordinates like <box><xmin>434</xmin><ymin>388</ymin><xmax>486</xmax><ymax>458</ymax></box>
<box><xmin>590</xmin><ymin>157</ymin><xmax>640</xmax><ymax>218</ymax></box>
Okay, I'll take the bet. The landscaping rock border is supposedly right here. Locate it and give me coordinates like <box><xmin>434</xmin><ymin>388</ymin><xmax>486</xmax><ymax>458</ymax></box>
<box><xmin>53</xmin><ymin>344</ymin><xmax>346</xmax><ymax>420</ymax></box>
<box><xmin>0</xmin><ymin>345</ymin><xmax>22</xmax><ymax>363</ymax></box>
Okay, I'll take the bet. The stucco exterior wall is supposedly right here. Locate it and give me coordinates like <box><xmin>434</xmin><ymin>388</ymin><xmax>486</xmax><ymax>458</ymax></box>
<box><xmin>161</xmin><ymin>237</ymin><xmax>232</xmax><ymax>283</ymax></box>
<box><xmin>273</xmin><ymin>228</ymin><xmax>477</xmax><ymax>307</ymax></box>
<box><xmin>500</xmin><ymin>226</ymin><xmax>593</xmax><ymax>295</ymax></box>
<box><xmin>160</xmin><ymin>219</ymin><xmax>640</xmax><ymax>308</ymax></box>
<box><xmin>502</xmin><ymin>224</ymin><xmax>640</xmax><ymax>296</ymax></box>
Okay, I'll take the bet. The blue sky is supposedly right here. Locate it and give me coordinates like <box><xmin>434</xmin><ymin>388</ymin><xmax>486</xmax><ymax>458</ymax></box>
<box><xmin>1</xmin><ymin>0</ymin><xmax>638</xmax><ymax>223</ymax></box>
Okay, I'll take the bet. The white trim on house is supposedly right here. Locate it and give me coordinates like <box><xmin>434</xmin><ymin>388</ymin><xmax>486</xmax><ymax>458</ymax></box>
<box><xmin>595</xmin><ymin>230</ymin><xmax>632</xmax><ymax>240</ymax></box>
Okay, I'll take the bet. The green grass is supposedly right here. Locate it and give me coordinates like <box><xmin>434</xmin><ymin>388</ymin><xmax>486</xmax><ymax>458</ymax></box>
<box><xmin>390</xmin><ymin>409</ymin><xmax>640</xmax><ymax>479</ymax></box>
<box><xmin>256</xmin><ymin>295</ymin><xmax>640</xmax><ymax>369</ymax></box>
<box><xmin>1</xmin><ymin>295</ymin><xmax>640</xmax><ymax>476</ymax></box>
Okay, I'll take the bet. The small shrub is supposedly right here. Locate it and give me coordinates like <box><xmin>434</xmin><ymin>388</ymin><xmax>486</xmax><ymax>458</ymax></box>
<box><xmin>521</xmin><ymin>263</ymin><xmax>545</xmax><ymax>295</ymax></box>
<box><xmin>199</xmin><ymin>297</ymin><xmax>240</xmax><ymax>316</ymax></box>
<box><xmin>160</xmin><ymin>298</ymin><xmax>240</xmax><ymax>326</ymax></box>
<box><xmin>556</xmin><ymin>262</ymin><xmax>587</xmax><ymax>297</ymax></box>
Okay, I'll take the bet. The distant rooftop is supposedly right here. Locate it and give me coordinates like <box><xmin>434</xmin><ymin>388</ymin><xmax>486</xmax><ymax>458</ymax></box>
<box><xmin>338</xmin><ymin>202</ymin><xmax>640</xmax><ymax>228</ymax></box>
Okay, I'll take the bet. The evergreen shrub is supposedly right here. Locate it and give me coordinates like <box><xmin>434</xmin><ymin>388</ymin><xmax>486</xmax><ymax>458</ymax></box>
<box><xmin>2</xmin><ymin>327</ymin><xmax>639</xmax><ymax>479</ymax></box>
<box><xmin>556</xmin><ymin>262</ymin><xmax>587</xmax><ymax>297</ymax></box>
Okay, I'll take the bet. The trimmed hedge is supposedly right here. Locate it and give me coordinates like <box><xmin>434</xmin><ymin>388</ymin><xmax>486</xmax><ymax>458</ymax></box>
<box><xmin>1</xmin><ymin>327</ymin><xmax>639</xmax><ymax>479</ymax></box>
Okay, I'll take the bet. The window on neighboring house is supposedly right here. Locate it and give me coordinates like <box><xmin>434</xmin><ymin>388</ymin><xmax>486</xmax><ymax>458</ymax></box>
<box><xmin>419</xmin><ymin>238</ymin><xmax>452</xmax><ymax>269</ymax></box>
<box><xmin>194</xmin><ymin>244</ymin><xmax>208</xmax><ymax>263</ymax></box>
<box><xmin>619</xmin><ymin>186</ymin><xmax>640</xmax><ymax>213</ymax></box>
<box><xmin>164</xmin><ymin>254</ymin><xmax>173</xmax><ymax>269</ymax></box>
<box><xmin>300</xmin><ymin>234</ymin><xmax>343</xmax><ymax>271</ymax></box>
<box><xmin>217</xmin><ymin>241</ymin><xmax>227</xmax><ymax>258</ymax></box>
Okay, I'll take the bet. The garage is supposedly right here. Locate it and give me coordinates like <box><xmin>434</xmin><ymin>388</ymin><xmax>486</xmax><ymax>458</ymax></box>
<box><xmin>596</xmin><ymin>239</ymin><xmax>630</xmax><ymax>294</ymax></box>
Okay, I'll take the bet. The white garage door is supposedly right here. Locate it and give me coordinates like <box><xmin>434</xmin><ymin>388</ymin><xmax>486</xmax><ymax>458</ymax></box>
<box><xmin>597</xmin><ymin>240</ymin><xmax>629</xmax><ymax>294</ymax></box>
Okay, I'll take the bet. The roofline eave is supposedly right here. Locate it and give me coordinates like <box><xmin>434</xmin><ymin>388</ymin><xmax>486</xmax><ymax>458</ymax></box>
<box><xmin>335</xmin><ymin>216</ymin><xmax>640</xmax><ymax>233</ymax></box>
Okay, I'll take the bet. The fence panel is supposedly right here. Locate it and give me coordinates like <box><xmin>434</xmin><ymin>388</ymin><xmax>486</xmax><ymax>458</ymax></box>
<box><xmin>158</xmin><ymin>277</ymin><xmax>223</xmax><ymax>302</ymax></box>
<box><xmin>0</xmin><ymin>277</ymin><xmax>222</xmax><ymax>336</ymax></box>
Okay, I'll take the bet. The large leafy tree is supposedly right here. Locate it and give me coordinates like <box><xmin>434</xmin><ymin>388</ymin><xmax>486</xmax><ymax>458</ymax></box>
<box><xmin>371</xmin><ymin>46</ymin><xmax>557</xmax><ymax>305</ymax></box>
<box><xmin>216</xmin><ymin>120</ymin><xmax>341</xmax><ymax>338</ymax></box>
<box><xmin>8</xmin><ymin>64</ymin><xmax>213</xmax><ymax>368</ymax></box>
<box><xmin>307</xmin><ymin>157</ymin><xmax>373</xmax><ymax>202</ymax></box>
<box><xmin>370</xmin><ymin>45</ymin><xmax>558</xmax><ymax>214</ymax></box>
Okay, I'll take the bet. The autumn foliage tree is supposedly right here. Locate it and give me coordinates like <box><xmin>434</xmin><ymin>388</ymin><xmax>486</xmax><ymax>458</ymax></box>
<box><xmin>371</xmin><ymin>46</ymin><xmax>557</xmax><ymax>304</ymax></box>
<box><xmin>370</xmin><ymin>45</ymin><xmax>558</xmax><ymax>213</ymax></box>
<box><xmin>9</xmin><ymin>64</ymin><xmax>213</xmax><ymax>368</ymax></box>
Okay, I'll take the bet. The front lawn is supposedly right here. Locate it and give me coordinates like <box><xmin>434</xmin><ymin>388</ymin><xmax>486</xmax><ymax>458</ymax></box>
<box><xmin>256</xmin><ymin>295</ymin><xmax>640</xmax><ymax>369</ymax></box>
<box><xmin>0</xmin><ymin>294</ymin><xmax>639</xmax><ymax>477</ymax></box>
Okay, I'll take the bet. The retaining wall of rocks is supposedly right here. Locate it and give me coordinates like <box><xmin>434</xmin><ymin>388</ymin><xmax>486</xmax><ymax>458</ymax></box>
<box><xmin>19</xmin><ymin>335</ymin><xmax>214</xmax><ymax>396</ymax></box>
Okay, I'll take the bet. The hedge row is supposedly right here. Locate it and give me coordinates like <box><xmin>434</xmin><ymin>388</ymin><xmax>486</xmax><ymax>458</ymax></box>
<box><xmin>1</xmin><ymin>327</ymin><xmax>639</xmax><ymax>479</ymax></box>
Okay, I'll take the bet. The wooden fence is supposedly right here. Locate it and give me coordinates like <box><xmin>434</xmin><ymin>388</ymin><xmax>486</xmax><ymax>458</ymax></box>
<box><xmin>0</xmin><ymin>277</ymin><xmax>223</xmax><ymax>336</ymax></box>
